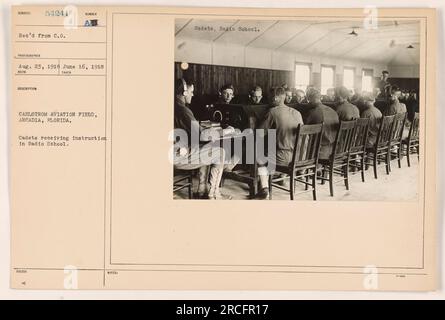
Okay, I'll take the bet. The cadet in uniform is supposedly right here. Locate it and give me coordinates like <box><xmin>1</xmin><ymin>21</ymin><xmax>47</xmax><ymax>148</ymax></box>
<box><xmin>218</xmin><ymin>84</ymin><xmax>235</xmax><ymax>104</ymax></box>
<box><xmin>255</xmin><ymin>87</ymin><xmax>304</xmax><ymax>199</ymax></box>
<box><xmin>248</xmin><ymin>86</ymin><xmax>264</xmax><ymax>105</ymax></box>
<box><xmin>305</xmin><ymin>88</ymin><xmax>340</xmax><ymax>160</ymax></box>
<box><xmin>383</xmin><ymin>86</ymin><xmax>407</xmax><ymax>116</ymax></box>
<box><xmin>360</xmin><ymin>93</ymin><xmax>383</xmax><ymax>148</ymax></box>
<box><xmin>334</xmin><ymin>86</ymin><xmax>360</xmax><ymax>121</ymax></box>
<box><xmin>173</xmin><ymin>78</ymin><xmax>236</xmax><ymax>200</ymax></box>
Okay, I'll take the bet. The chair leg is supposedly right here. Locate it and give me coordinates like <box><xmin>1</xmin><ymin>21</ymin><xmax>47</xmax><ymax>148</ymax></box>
<box><xmin>305</xmin><ymin>170</ymin><xmax>309</xmax><ymax>191</ymax></box>
<box><xmin>249</xmin><ymin>181</ymin><xmax>256</xmax><ymax>198</ymax></box>
<box><xmin>321</xmin><ymin>167</ymin><xmax>326</xmax><ymax>185</ymax></box>
<box><xmin>268</xmin><ymin>174</ymin><xmax>272</xmax><ymax>200</ymax></box>
<box><xmin>360</xmin><ymin>155</ymin><xmax>365</xmax><ymax>182</ymax></box>
<box><xmin>329</xmin><ymin>165</ymin><xmax>334</xmax><ymax>197</ymax></box>
<box><xmin>344</xmin><ymin>162</ymin><xmax>349</xmax><ymax>190</ymax></box>
<box><xmin>290</xmin><ymin>173</ymin><xmax>295</xmax><ymax>200</ymax></box>
<box><xmin>312</xmin><ymin>168</ymin><xmax>317</xmax><ymax>201</ymax></box>
<box><xmin>373</xmin><ymin>153</ymin><xmax>378</xmax><ymax>179</ymax></box>
<box><xmin>386</xmin><ymin>149</ymin><xmax>391</xmax><ymax>175</ymax></box>
<box><xmin>397</xmin><ymin>144</ymin><xmax>402</xmax><ymax>168</ymax></box>
<box><xmin>406</xmin><ymin>144</ymin><xmax>411</xmax><ymax>167</ymax></box>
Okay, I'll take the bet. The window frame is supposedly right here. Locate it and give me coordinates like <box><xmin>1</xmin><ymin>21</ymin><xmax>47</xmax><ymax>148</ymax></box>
<box><xmin>343</xmin><ymin>66</ymin><xmax>355</xmax><ymax>91</ymax></box>
<box><xmin>320</xmin><ymin>64</ymin><xmax>336</xmax><ymax>95</ymax></box>
<box><xmin>294</xmin><ymin>62</ymin><xmax>312</xmax><ymax>91</ymax></box>
<box><xmin>361</xmin><ymin>68</ymin><xmax>374</xmax><ymax>93</ymax></box>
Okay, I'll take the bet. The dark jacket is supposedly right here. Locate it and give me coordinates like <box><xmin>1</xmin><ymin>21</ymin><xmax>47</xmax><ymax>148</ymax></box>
<box><xmin>258</xmin><ymin>104</ymin><xmax>304</xmax><ymax>165</ymax></box>
<box><xmin>383</xmin><ymin>101</ymin><xmax>407</xmax><ymax>116</ymax></box>
<box><xmin>336</xmin><ymin>101</ymin><xmax>360</xmax><ymax>121</ymax></box>
<box><xmin>306</xmin><ymin>102</ymin><xmax>340</xmax><ymax>159</ymax></box>
<box><xmin>174</xmin><ymin>98</ymin><xmax>201</xmax><ymax>151</ymax></box>
<box><xmin>360</xmin><ymin>104</ymin><xmax>383</xmax><ymax>148</ymax></box>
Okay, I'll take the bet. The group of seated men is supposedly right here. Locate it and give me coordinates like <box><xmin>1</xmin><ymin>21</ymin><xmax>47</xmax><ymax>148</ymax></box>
<box><xmin>212</xmin><ymin>83</ymin><xmax>306</xmax><ymax>106</ymax></box>
<box><xmin>173</xmin><ymin>77</ymin><xmax>416</xmax><ymax>200</ymax></box>
<box><xmin>213</xmin><ymin>81</ymin><xmax>418</xmax><ymax>119</ymax></box>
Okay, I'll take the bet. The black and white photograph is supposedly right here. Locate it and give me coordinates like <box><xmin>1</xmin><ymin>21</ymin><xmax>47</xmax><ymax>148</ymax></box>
<box><xmin>173</xmin><ymin>18</ymin><xmax>420</xmax><ymax>201</ymax></box>
<box><xmin>4</xmin><ymin>2</ymin><xmax>440</xmax><ymax>295</ymax></box>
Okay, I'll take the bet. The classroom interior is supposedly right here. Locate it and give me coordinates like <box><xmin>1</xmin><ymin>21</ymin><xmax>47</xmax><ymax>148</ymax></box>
<box><xmin>173</xmin><ymin>19</ymin><xmax>420</xmax><ymax>201</ymax></box>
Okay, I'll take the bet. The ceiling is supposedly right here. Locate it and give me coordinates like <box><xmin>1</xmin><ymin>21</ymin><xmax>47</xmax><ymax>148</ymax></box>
<box><xmin>175</xmin><ymin>19</ymin><xmax>420</xmax><ymax>65</ymax></box>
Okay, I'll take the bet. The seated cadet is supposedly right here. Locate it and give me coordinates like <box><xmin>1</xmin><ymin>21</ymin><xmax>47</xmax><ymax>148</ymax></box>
<box><xmin>360</xmin><ymin>93</ymin><xmax>383</xmax><ymax>148</ymax></box>
<box><xmin>255</xmin><ymin>87</ymin><xmax>304</xmax><ymax>200</ymax></box>
<box><xmin>322</xmin><ymin>88</ymin><xmax>336</xmax><ymax>102</ymax></box>
<box><xmin>173</xmin><ymin>78</ymin><xmax>237</xmax><ymax>200</ymax></box>
<box><xmin>294</xmin><ymin>89</ymin><xmax>307</xmax><ymax>104</ymax></box>
<box><xmin>406</xmin><ymin>91</ymin><xmax>419</xmax><ymax>122</ymax></box>
<box><xmin>334</xmin><ymin>86</ymin><xmax>360</xmax><ymax>121</ymax></box>
<box><xmin>399</xmin><ymin>90</ymin><xmax>408</xmax><ymax>104</ymax></box>
<box><xmin>292</xmin><ymin>89</ymin><xmax>310</xmax><ymax>122</ymax></box>
<box><xmin>305</xmin><ymin>87</ymin><xmax>340</xmax><ymax>159</ymax></box>
<box><xmin>248</xmin><ymin>86</ymin><xmax>264</xmax><ymax>105</ymax></box>
<box><xmin>305</xmin><ymin>85</ymin><xmax>317</xmax><ymax>100</ymax></box>
<box><xmin>383</xmin><ymin>86</ymin><xmax>407</xmax><ymax>116</ymax></box>
<box><xmin>349</xmin><ymin>88</ymin><xmax>363</xmax><ymax>106</ymax></box>
<box><xmin>284</xmin><ymin>88</ymin><xmax>294</xmax><ymax>104</ymax></box>
<box><xmin>217</xmin><ymin>84</ymin><xmax>235</xmax><ymax>104</ymax></box>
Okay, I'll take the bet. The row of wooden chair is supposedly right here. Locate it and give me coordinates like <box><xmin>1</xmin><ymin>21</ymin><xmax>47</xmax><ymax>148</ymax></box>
<box><xmin>269</xmin><ymin>112</ymin><xmax>420</xmax><ymax>200</ymax></box>
<box><xmin>174</xmin><ymin>113</ymin><xmax>419</xmax><ymax>200</ymax></box>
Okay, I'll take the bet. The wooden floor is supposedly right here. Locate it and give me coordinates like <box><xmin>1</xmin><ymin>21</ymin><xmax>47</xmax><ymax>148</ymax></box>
<box><xmin>174</xmin><ymin>157</ymin><xmax>419</xmax><ymax>201</ymax></box>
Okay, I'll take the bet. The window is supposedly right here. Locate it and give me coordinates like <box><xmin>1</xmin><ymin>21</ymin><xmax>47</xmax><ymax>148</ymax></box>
<box><xmin>361</xmin><ymin>69</ymin><xmax>374</xmax><ymax>93</ymax></box>
<box><xmin>321</xmin><ymin>65</ymin><xmax>335</xmax><ymax>94</ymax></box>
<box><xmin>294</xmin><ymin>63</ymin><xmax>311</xmax><ymax>91</ymax></box>
<box><xmin>343</xmin><ymin>67</ymin><xmax>355</xmax><ymax>91</ymax></box>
